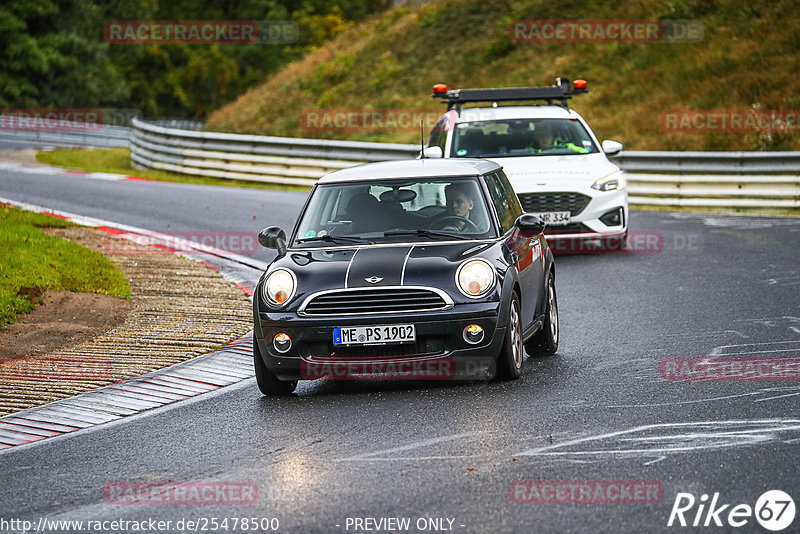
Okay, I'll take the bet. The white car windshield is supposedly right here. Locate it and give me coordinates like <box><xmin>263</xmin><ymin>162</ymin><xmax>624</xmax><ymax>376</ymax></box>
<box><xmin>293</xmin><ymin>177</ymin><xmax>496</xmax><ymax>245</ymax></box>
<box><xmin>452</xmin><ymin>118</ymin><xmax>598</xmax><ymax>158</ymax></box>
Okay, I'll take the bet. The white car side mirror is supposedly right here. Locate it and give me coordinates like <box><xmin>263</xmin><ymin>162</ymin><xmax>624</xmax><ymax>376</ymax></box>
<box><xmin>422</xmin><ymin>146</ymin><xmax>443</xmax><ymax>158</ymax></box>
<box><xmin>602</xmin><ymin>140</ymin><xmax>623</xmax><ymax>156</ymax></box>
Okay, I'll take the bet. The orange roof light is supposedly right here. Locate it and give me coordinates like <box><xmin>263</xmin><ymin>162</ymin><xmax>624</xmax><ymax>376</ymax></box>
<box><xmin>573</xmin><ymin>79</ymin><xmax>588</xmax><ymax>89</ymax></box>
<box><xmin>433</xmin><ymin>83</ymin><xmax>448</xmax><ymax>94</ymax></box>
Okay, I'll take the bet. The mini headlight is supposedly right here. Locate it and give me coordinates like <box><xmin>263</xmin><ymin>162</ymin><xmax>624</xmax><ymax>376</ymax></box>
<box><xmin>263</xmin><ymin>268</ymin><xmax>296</xmax><ymax>307</ymax></box>
<box><xmin>456</xmin><ymin>259</ymin><xmax>496</xmax><ymax>298</ymax></box>
<box><xmin>592</xmin><ymin>172</ymin><xmax>625</xmax><ymax>192</ymax></box>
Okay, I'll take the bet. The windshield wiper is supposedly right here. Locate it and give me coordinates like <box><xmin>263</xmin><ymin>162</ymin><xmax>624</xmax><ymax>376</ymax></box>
<box><xmin>384</xmin><ymin>229</ymin><xmax>470</xmax><ymax>240</ymax></box>
<box><xmin>296</xmin><ymin>234</ymin><xmax>372</xmax><ymax>244</ymax></box>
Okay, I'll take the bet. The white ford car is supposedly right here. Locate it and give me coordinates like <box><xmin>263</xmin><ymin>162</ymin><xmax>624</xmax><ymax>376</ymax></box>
<box><xmin>424</xmin><ymin>78</ymin><xmax>628</xmax><ymax>245</ymax></box>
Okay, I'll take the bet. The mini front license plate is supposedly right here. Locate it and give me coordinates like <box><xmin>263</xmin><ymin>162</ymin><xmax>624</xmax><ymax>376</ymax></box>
<box><xmin>532</xmin><ymin>211</ymin><xmax>571</xmax><ymax>225</ymax></box>
<box><xmin>333</xmin><ymin>325</ymin><xmax>416</xmax><ymax>346</ymax></box>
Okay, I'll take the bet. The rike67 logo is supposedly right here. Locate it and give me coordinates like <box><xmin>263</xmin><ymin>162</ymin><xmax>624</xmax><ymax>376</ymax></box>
<box><xmin>668</xmin><ymin>490</ymin><xmax>795</xmax><ymax>531</ymax></box>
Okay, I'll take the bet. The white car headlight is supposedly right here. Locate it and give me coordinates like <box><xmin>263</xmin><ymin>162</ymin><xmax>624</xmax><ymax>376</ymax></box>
<box><xmin>592</xmin><ymin>171</ymin><xmax>625</xmax><ymax>191</ymax></box>
<box><xmin>456</xmin><ymin>259</ymin><xmax>496</xmax><ymax>298</ymax></box>
<box><xmin>263</xmin><ymin>268</ymin><xmax>296</xmax><ymax>307</ymax></box>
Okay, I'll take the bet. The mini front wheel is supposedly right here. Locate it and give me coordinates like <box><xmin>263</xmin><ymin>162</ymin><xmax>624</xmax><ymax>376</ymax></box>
<box><xmin>254</xmin><ymin>340</ymin><xmax>297</xmax><ymax>396</ymax></box>
<box><xmin>495</xmin><ymin>293</ymin><xmax>523</xmax><ymax>380</ymax></box>
<box><xmin>525</xmin><ymin>274</ymin><xmax>558</xmax><ymax>357</ymax></box>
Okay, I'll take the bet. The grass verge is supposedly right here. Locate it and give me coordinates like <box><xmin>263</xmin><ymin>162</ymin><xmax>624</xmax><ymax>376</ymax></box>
<box><xmin>0</xmin><ymin>205</ymin><xmax>131</xmax><ymax>327</ymax></box>
<box><xmin>205</xmin><ymin>0</ymin><xmax>800</xmax><ymax>152</ymax></box>
<box><xmin>36</xmin><ymin>148</ymin><xmax>312</xmax><ymax>192</ymax></box>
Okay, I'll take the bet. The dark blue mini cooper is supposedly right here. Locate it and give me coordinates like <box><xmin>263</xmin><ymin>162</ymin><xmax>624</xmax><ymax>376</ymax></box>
<box><xmin>253</xmin><ymin>159</ymin><xmax>558</xmax><ymax>395</ymax></box>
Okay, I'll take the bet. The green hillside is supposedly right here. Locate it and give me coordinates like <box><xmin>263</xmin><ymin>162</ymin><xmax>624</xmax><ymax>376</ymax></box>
<box><xmin>205</xmin><ymin>0</ymin><xmax>800</xmax><ymax>151</ymax></box>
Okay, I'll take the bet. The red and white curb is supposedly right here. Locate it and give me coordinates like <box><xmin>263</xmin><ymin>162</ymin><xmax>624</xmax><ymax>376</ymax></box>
<box><xmin>0</xmin><ymin>198</ymin><xmax>270</xmax><ymax>451</ymax></box>
<box><xmin>0</xmin><ymin>160</ymin><xmax>155</xmax><ymax>183</ymax></box>
<box><xmin>0</xmin><ymin>334</ymin><xmax>254</xmax><ymax>450</ymax></box>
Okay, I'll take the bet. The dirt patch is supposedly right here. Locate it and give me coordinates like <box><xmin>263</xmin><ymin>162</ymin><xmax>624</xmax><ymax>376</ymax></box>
<box><xmin>0</xmin><ymin>291</ymin><xmax>132</xmax><ymax>360</ymax></box>
<box><xmin>0</xmin><ymin>149</ymin><xmax>39</xmax><ymax>165</ymax></box>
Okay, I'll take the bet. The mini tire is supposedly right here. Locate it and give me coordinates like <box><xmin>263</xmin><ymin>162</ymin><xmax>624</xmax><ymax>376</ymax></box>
<box><xmin>525</xmin><ymin>273</ymin><xmax>558</xmax><ymax>357</ymax></box>
<box><xmin>254</xmin><ymin>340</ymin><xmax>297</xmax><ymax>396</ymax></box>
<box><xmin>495</xmin><ymin>292</ymin><xmax>523</xmax><ymax>381</ymax></box>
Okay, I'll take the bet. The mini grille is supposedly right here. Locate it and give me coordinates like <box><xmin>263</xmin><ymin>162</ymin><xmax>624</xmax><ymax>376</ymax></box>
<box><xmin>517</xmin><ymin>192</ymin><xmax>592</xmax><ymax>216</ymax></box>
<box><xmin>301</xmin><ymin>287</ymin><xmax>449</xmax><ymax>316</ymax></box>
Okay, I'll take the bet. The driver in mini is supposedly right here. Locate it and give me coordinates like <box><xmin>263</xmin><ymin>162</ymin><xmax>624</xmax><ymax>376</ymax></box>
<box><xmin>440</xmin><ymin>182</ymin><xmax>475</xmax><ymax>231</ymax></box>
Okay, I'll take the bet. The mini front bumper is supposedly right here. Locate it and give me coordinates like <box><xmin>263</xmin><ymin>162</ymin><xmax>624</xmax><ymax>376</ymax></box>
<box><xmin>255</xmin><ymin>302</ymin><xmax>505</xmax><ymax>381</ymax></box>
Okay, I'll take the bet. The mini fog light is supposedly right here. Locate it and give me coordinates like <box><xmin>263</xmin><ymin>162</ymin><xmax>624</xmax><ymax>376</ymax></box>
<box><xmin>463</xmin><ymin>324</ymin><xmax>484</xmax><ymax>344</ymax></box>
<box><xmin>273</xmin><ymin>333</ymin><xmax>292</xmax><ymax>353</ymax></box>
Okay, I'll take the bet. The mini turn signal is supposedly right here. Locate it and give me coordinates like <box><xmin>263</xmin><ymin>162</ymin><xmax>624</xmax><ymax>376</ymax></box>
<box><xmin>433</xmin><ymin>83</ymin><xmax>448</xmax><ymax>94</ymax></box>
<box><xmin>463</xmin><ymin>324</ymin><xmax>484</xmax><ymax>344</ymax></box>
<box><xmin>273</xmin><ymin>333</ymin><xmax>292</xmax><ymax>353</ymax></box>
<box><xmin>467</xmin><ymin>281</ymin><xmax>482</xmax><ymax>295</ymax></box>
<box><xmin>573</xmin><ymin>79</ymin><xmax>588</xmax><ymax>89</ymax></box>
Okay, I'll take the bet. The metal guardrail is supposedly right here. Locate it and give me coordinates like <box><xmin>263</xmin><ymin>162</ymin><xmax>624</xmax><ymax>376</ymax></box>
<box><xmin>130</xmin><ymin>118</ymin><xmax>417</xmax><ymax>186</ymax></box>
<box><xmin>625</xmin><ymin>174</ymin><xmax>800</xmax><ymax>208</ymax></box>
<box><xmin>129</xmin><ymin>119</ymin><xmax>799</xmax><ymax>209</ymax></box>
<box><xmin>0</xmin><ymin>115</ymin><xmax>131</xmax><ymax>149</ymax></box>
<box><xmin>613</xmin><ymin>150</ymin><xmax>800</xmax><ymax>174</ymax></box>
<box><xmin>2</xmin><ymin>116</ymin><xmax>792</xmax><ymax>209</ymax></box>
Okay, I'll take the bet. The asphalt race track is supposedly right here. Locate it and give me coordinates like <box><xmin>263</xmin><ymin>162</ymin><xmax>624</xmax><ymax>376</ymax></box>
<box><xmin>1</xmin><ymin>167</ymin><xmax>799</xmax><ymax>533</ymax></box>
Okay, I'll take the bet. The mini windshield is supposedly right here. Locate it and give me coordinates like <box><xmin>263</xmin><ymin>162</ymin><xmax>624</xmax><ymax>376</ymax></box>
<box><xmin>293</xmin><ymin>177</ymin><xmax>496</xmax><ymax>246</ymax></box>
<box><xmin>451</xmin><ymin>118</ymin><xmax>598</xmax><ymax>158</ymax></box>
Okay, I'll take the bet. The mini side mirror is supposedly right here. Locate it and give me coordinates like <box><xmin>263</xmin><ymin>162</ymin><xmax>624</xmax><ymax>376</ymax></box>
<box><xmin>514</xmin><ymin>214</ymin><xmax>545</xmax><ymax>234</ymax></box>
<box><xmin>602</xmin><ymin>140</ymin><xmax>623</xmax><ymax>156</ymax></box>
<box><xmin>258</xmin><ymin>226</ymin><xmax>287</xmax><ymax>255</ymax></box>
<box><xmin>422</xmin><ymin>146</ymin><xmax>443</xmax><ymax>158</ymax></box>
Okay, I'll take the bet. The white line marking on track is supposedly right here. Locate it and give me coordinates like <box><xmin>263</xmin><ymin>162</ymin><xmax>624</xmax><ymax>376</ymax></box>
<box><xmin>710</xmin><ymin>339</ymin><xmax>800</xmax><ymax>356</ymax></box>
<box><xmin>513</xmin><ymin>419</ymin><xmax>800</xmax><ymax>459</ymax></box>
<box><xmin>754</xmin><ymin>392</ymin><xmax>800</xmax><ymax>402</ymax></box>
<box><xmin>336</xmin><ymin>431</ymin><xmax>487</xmax><ymax>462</ymax></box>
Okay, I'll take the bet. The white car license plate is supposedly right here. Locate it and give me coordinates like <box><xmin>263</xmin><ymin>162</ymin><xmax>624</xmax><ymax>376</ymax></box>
<box><xmin>333</xmin><ymin>325</ymin><xmax>416</xmax><ymax>346</ymax></box>
<box><xmin>533</xmin><ymin>211</ymin><xmax>571</xmax><ymax>225</ymax></box>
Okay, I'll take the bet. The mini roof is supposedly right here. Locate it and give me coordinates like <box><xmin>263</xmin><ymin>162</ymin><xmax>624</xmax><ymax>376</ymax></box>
<box><xmin>317</xmin><ymin>158</ymin><xmax>501</xmax><ymax>184</ymax></box>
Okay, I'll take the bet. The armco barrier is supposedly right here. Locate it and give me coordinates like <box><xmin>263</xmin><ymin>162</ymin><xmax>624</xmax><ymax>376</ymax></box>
<box><xmin>626</xmin><ymin>174</ymin><xmax>800</xmax><ymax>208</ymax></box>
<box><xmin>613</xmin><ymin>150</ymin><xmax>800</xmax><ymax>174</ymax></box>
<box><xmin>129</xmin><ymin>119</ymin><xmax>800</xmax><ymax>208</ymax></box>
<box><xmin>2</xmin><ymin>115</ymin><xmax>795</xmax><ymax>209</ymax></box>
<box><xmin>0</xmin><ymin>114</ymin><xmax>131</xmax><ymax>149</ymax></box>
<box><xmin>130</xmin><ymin>118</ymin><xmax>418</xmax><ymax>186</ymax></box>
